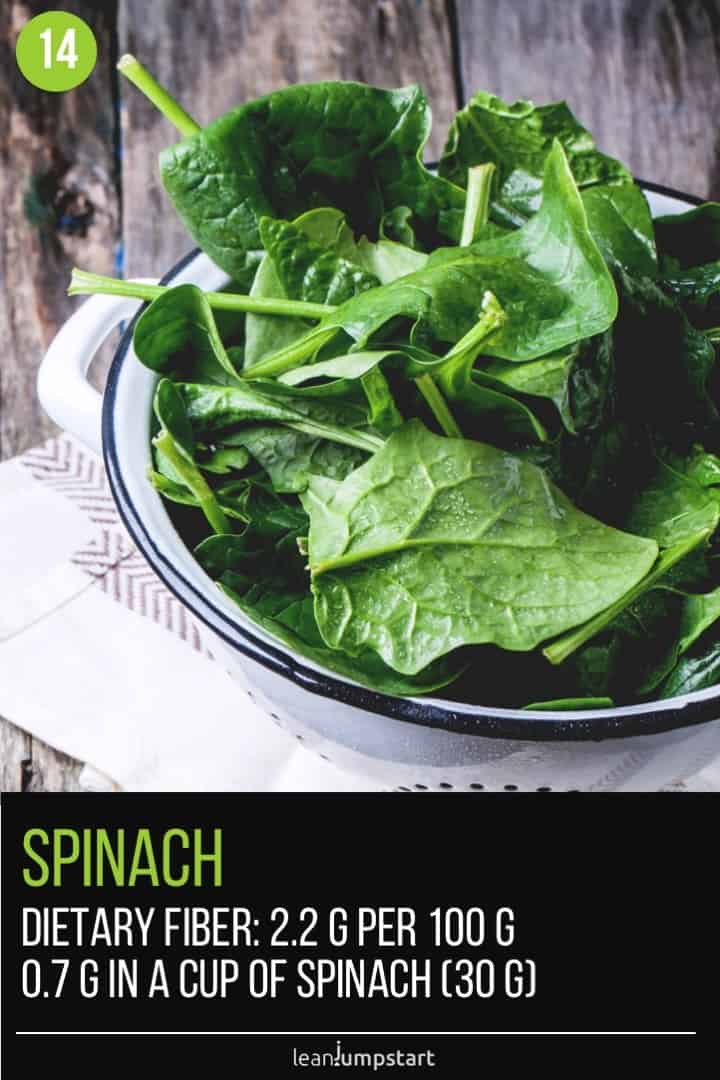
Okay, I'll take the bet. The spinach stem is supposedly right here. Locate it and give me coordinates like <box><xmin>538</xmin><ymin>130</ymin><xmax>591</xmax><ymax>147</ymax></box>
<box><xmin>153</xmin><ymin>430</ymin><xmax>231</xmax><ymax>535</ymax></box>
<box><xmin>69</xmin><ymin>269</ymin><xmax>334</xmax><ymax>320</ymax></box>
<box><xmin>117</xmin><ymin>55</ymin><xmax>201</xmax><ymax>138</ymax></box>
<box><xmin>287</xmin><ymin>420</ymin><xmax>384</xmax><ymax>454</ymax></box>
<box><xmin>413</xmin><ymin>185</ymin><xmax>499</xmax><ymax>439</ymax></box>
<box><xmin>705</xmin><ymin>326</ymin><xmax>720</xmax><ymax>343</ymax></box>
<box><xmin>415</xmin><ymin>290</ymin><xmax>504</xmax><ymax>435</ymax></box>
<box><xmin>415</xmin><ymin>374</ymin><xmax>463</xmax><ymax>438</ymax></box>
<box><xmin>434</xmin><ymin>291</ymin><xmax>506</xmax><ymax>392</ymax></box>
<box><xmin>242</xmin><ymin>328</ymin><xmax>338</xmax><ymax>379</ymax></box>
<box><xmin>460</xmin><ymin>164</ymin><xmax>495</xmax><ymax>246</ymax></box>
<box><xmin>543</xmin><ymin>529</ymin><xmax>710</xmax><ymax>665</ymax></box>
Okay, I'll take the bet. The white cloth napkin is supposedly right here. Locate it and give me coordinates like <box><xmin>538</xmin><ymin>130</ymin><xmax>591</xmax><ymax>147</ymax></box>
<box><xmin>1</xmin><ymin>434</ymin><xmax>718</xmax><ymax>792</ymax></box>
<box><xmin>0</xmin><ymin>434</ymin><xmax>378</xmax><ymax>792</ymax></box>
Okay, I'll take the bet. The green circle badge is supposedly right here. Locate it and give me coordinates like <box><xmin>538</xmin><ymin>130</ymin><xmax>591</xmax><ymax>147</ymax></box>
<box><xmin>15</xmin><ymin>11</ymin><xmax>97</xmax><ymax>92</ymax></box>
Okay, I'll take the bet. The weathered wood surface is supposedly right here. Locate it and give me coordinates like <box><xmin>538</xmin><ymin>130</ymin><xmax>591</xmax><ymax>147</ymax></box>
<box><xmin>0</xmin><ymin>0</ymin><xmax>119</xmax><ymax>792</ymax></box>
<box><xmin>3</xmin><ymin>0</ymin><xmax>720</xmax><ymax>789</ymax></box>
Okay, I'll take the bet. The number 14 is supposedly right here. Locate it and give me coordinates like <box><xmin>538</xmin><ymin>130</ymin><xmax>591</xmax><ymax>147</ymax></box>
<box><xmin>40</xmin><ymin>27</ymin><xmax>79</xmax><ymax>70</ymax></box>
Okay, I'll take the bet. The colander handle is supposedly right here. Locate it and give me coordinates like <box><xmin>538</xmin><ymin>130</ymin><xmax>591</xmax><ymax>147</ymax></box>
<box><xmin>37</xmin><ymin>282</ymin><xmax>157</xmax><ymax>456</ymax></box>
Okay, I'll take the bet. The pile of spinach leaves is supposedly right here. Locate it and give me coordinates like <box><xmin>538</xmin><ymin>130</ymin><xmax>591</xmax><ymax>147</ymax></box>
<box><xmin>71</xmin><ymin>58</ymin><xmax>720</xmax><ymax>708</ymax></box>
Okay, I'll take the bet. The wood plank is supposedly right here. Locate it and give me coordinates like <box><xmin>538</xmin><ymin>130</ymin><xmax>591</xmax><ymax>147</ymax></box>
<box><xmin>0</xmin><ymin>1</ymin><xmax>120</xmax><ymax>790</ymax></box>
<box><xmin>453</xmin><ymin>0</ymin><xmax>720</xmax><ymax>199</ymax></box>
<box><xmin>21</xmin><ymin>740</ymin><xmax>86</xmax><ymax>792</ymax></box>
<box><xmin>0</xmin><ymin>0</ymin><xmax>120</xmax><ymax>458</ymax></box>
<box><xmin>0</xmin><ymin>722</ymin><xmax>30</xmax><ymax>792</ymax></box>
<box><xmin>118</xmin><ymin>0</ymin><xmax>458</xmax><ymax>275</ymax></box>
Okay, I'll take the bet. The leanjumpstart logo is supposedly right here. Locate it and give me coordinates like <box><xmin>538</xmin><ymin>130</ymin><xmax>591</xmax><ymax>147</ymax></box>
<box><xmin>291</xmin><ymin>1042</ymin><xmax>436</xmax><ymax>1070</ymax></box>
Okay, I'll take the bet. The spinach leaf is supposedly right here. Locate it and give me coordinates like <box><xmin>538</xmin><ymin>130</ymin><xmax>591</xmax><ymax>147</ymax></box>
<box><xmin>194</xmin><ymin>509</ymin><xmax>463</xmax><ymax>694</ymax></box>
<box><xmin>219</xmin><ymin>577</ymin><xmax>462</xmax><ymax>696</ymax></box>
<box><xmin>196</xmin><ymin>446</ymin><xmax>251</xmax><ymax>474</ymax></box>
<box><xmin>611</xmin><ymin>270</ymin><xmax>718</xmax><ymax>433</ymax></box>
<box><xmin>301</xmin><ymin>420</ymin><xmax>657</xmax><ymax>675</ymax></box>
<box><xmin>677</xmin><ymin>586</ymin><xmax>720</xmax><ymax>655</ymax></box>
<box><xmin>134</xmin><ymin>284</ymin><xmax>241</xmax><ymax>384</ymax></box>
<box><xmin>353</xmin><ymin>236</ymin><xmax>428</xmax><ymax>283</ymax></box>
<box><xmin>196</xmin><ymin>502</ymin><xmax>307</xmax><ymax>573</ymax></box>
<box><xmin>477</xmin><ymin>348</ymin><xmax>578</xmax><ymax>432</ymax></box>
<box><xmin>624</xmin><ymin>448</ymin><xmax>720</xmax><ymax>547</ymax></box>
<box><xmin>523</xmin><ymin>696</ymin><xmax>614</xmax><ymax>710</ymax></box>
<box><xmin>380</xmin><ymin>205</ymin><xmax>417</xmax><ymax>247</ymax></box>
<box><xmin>259</xmin><ymin>216</ymin><xmax>379</xmax><ymax>306</ymax></box>
<box><xmin>544</xmin><ymin>528</ymin><xmax>711</xmax><ymax>665</ymax></box>
<box><xmin>149</xmin><ymin>471</ymin><xmax>252</xmax><ymax>522</ymax></box>
<box><xmin>519</xmin><ymin>271</ymin><xmax>719</xmax><ymax>527</ymax></box>
<box><xmin>245</xmin><ymin>208</ymin><xmax>356</xmax><ymax>370</ymax></box>
<box><xmin>658</xmin><ymin>590</ymin><xmax>720</xmax><ymax>699</ymax></box>
<box><xmin>246</xmin><ymin>142</ymin><xmax>617</xmax><ymax>378</ymax></box>
<box><xmin>439</xmin><ymin>91</ymin><xmax>629</xmax><ymax>222</ymax></box>
<box><xmin>430</xmin><ymin>142</ymin><xmax>618</xmax><ymax>359</ymax></box>
<box><xmin>439</xmin><ymin>91</ymin><xmax>656</xmax><ymax>274</ymax></box>
<box><xmin>152</xmin><ymin>379</ymin><xmax>231</xmax><ymax>535</ymax></box>
<box><xmin>176</xmin><ymin>381</ymin><xmax>383</xmax><ymax>455</ymax></box>
<box><xmin>580</xmin><ymin>182</ymin><xmax>657</xmax><ymax>276</ymax></box>
<box><xmin>570</xmin><ymin>569</ymin><xmax>720</xmax><ymax>703</ymax></box>
<box><xmin>244</xmin><ymin>207</ymin><xmax>426</xmax><ymax>371</ymax></box>
<box><xmin>278</xmin><ymin>301</ymin><xmax>547</xmax><ymax>445</ymax></box>
<box><xmin>159</xmin><ymin>80</ymin><xmax>464</xmax><ymax>279</ymax></box>
<box><xmin>477</xmin><ymin>333</ymin><xmax>613</xmax><ymax>437</ymax></box>
<box><xmin>224</xmin><ymin>427</ymin><xmax>367</xmax><ymax>494</ymax></box>
<box><xmin>654</xmin><ymin>203</ymin><xmax>720</xmax><ymax>267</ymax></box>
<box><xmin>570</xmin><ymin>588</ymin><xmax>686</xmax><ymax>700</ymax></box>
<box><xmin>662</xmin><ymin>261</ymin><xmax>720</xmax><ymax>328</ymax></box>
<box><xmin>660</xmin><ymin>625</ymin><xmax>720</xmax><ymax>698</ymax></box>
<box><xmin>178</xmin><ymin>380</ymin><xmax>377</xmax><ymax>494</ymax></box>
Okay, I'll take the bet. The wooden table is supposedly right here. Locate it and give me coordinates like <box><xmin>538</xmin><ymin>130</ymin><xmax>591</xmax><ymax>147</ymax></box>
<box><xmin>2</xmin><ymin>0</ymin><xmax>720</xmax><ymax>790</ymax></box>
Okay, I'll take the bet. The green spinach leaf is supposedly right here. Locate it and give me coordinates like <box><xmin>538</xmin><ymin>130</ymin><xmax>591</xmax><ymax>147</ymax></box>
<box><xmin>160</xmin><ymin>80</ymin><xmax>464</xmax><ymax>279</ymax></box>
<box><xmin>439</xmin><ymin>91</ymin><xmax>629</xmax><ymax>222</ymax></box>
<box><xmin>134</xmin><ymin>284</ymin><xmax>241</xmax><ymax>384</ymax></box>
<box><xmin>544</xmin><ymin>528</ymin><xmax>711</xmax><ymax>665</ymax></box>
<box><xmin>152</xmin><ymin>379</ymin><xmax>231</xmax><ymax>535</ymax></box>
<box><xmin>225</xmin><ymin>427</ymin><xmax>367</xmax><ymax>494</ymax></box>
<box><xmin>439</xmin><ymin>91</ymin><xmax>655</xmax><ymax>274</ymax></box>
<box><xmin>219</xmin><ymin>577</ymin><xmax>462</xmax><ymax>695</ymax></box>
<box><xmin>624</xmin><ymin>447</ymin><xmax>720</xmax><ymax>547</ymax></box>
<box><xmin>660</xmin><ymin>625</ymin><xmax>720</xmax><ymax>698</ymax></box>
<box><xmin>246</xmin><ymin>143</ymin><xmax>617</xmax><ymax>378</ymax></box>
<box><xmin>654</xmin><ymin>203</ymin><xmax>720</xmax><ymax>267</ymax></box>
<box><xmin>662</xmin><ymin>261</ymin><xmax>720</xmax><ymax>328</ymax></box>
<box><xmin>177</xmin><ymin>380</ymin><xmax>383</xmax><ymax>455</ymax></box>
<box><xmin>523</xmin><ymin>696</ymin><xmax>614</xmax><ymax>710</ymax></box>
<box><xmin>301</xmin><ymin>420</ymin><xmax>657</xmax><ymax>675</ymax></box>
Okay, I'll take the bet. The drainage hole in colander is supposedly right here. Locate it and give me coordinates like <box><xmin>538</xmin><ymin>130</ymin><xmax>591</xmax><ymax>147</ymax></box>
<box><xmin>438</xmin><ymin>782</ymin><xmax>454</xmax><ymax>790</ymax></box>
<box><xmin>504</xmin><ymin>784</ymin><xmax>519</xmax><ymax>791</ymax></box>
<box><xmin>397</xmin><ymin>786</ymin><xmax>411</xmax><ymax>792</ymax></box>
<box><xmin>414</xmin><ymin>784</ymin><xmax>429</xmax><ymax>790</ymax></box>
<box><xmin>536</xmin><ymin>786</ymin><xmax>553</xmax><ymax>792</ymax></box>
<box><xmin>319</xmin><ymin>753</ymin><xmax>330</xmax><ymax>762</ymax></box>
<box><xmin>469</xmin><ymin>783</ymin><xmax>485</xmax><ymax>791</ymax></box>
<box><xmin>295</xmin><ymin>734</ymin><xmax>304</xmax><ymax>741</ymax></box>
